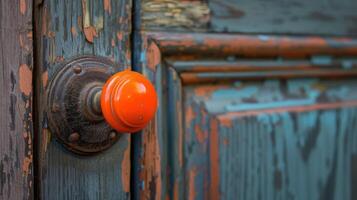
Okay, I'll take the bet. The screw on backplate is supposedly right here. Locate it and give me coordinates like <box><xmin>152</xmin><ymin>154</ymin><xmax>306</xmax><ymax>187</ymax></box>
<box><xmin>73</xmin><ymin>65</ymin><xmax>82</xmax><ymax>74</ymax></box>
<box><xmin>109</xmin><ymin>131</ymin><xmax>117</xmax><ymax>140</ymax></box>
<box><xmin>68</xmin><ymin>132</ymin><xmax>80</xmax><ymax>142</ymax></box>
<box><xmin>52</xmin><ymin>103</ymin><xmax>60</xmax><ymax>113</ymax></box>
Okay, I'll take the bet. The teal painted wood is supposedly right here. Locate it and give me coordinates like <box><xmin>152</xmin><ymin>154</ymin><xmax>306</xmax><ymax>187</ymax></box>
<box><xmin>183</xmin><ymin>79</ymin><xmax>357</xmax><ymax>200</ymax></box>
<box><xmin>134</xmin><ymin>31</ymin><xmax>357</xmax><ymax>200</ymax></box>
<box><xmin>34</xmin><ymin>0</ymin><xmax>131</xmax><ymax>199</ymax></box>
<box><xmin>209</xmin><ymin>0</ymin><xmax>357</xmax><ymax>36</ymax></box>
<box><xmin>0</xmin><ymin>0</ymin><xmax>34</xmax><ymax>199</ymax></box>
<box><xmin>217</xmin><ymin>109</ymin><xmax>357</xmax><ymax>200</ymax></box>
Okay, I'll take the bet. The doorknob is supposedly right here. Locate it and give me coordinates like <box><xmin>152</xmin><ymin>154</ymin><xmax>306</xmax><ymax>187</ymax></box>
<box><xmin>97</xmin><ymin>70</ymin><xmax>157</xmax><ymax>133</ymax></box>
<box><xmin>46</xmin><ymin>56</ymin><xmax>158</xmax><ymax>154</ymax></box>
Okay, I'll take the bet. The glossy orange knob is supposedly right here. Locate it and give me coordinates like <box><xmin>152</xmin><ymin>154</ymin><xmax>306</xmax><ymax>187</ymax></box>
<box><xmin>101</xmin><ymin>70</ymin><xmax>158</xmax><ymax>133</ymax></box>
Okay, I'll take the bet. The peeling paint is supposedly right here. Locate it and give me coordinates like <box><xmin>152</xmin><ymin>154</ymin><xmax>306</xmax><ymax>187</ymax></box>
<box><xmin>84</xmin><ymin>27</ymin><xmax>97</xmax><ymax>43</ymax></box>
<box><xmin>20</xmin><ymin>0</ymin><xmax>26</xmax><ymax>15</ymax></box>
<box><xmin>22</xmin><ymin>155</ymin><xmax>32</xmax><ymax>176</ymax></box>
<box><xmin>19</xmin><ymin>64</ymin><xmax>32</xmax><ymax>96</ymax></box>
<box><xmin>104</xmin><ymin>0</ymin><xmax>112</xmax><ymax>13</ymax></box>
<box><xmin>42</xmin><ymin>71</ymin><xmax>48</xmax><ymax>88</ymax></box>
<box><xmin>146</xmin><ymin>42</ymin><xmax>161</xmax><ymax>71</ymax></box>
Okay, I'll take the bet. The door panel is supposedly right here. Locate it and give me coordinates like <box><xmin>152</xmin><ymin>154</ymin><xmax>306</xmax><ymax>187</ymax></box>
<box><xmin>135</xmin><ymin>32</ymin><xmax>357</xmax><ymax>199</ymax></box>
<box><xmin>34</xmin><ymin>0</ymin><xmax>131</xmax><ymax>199</ymax></box>
<box><xmin>0</xmin><ymin>0</ymin><xmax>34</xmax><ymax>199</ymax></box>
<box><xmin>184</xmin><ymin>80</ymin><xmax>357</xmax><ymax>200</ymax></box>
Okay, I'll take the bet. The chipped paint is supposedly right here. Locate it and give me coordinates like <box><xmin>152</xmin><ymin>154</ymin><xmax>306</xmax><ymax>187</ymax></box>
<box><xmin>42</xmin><ymin>71</ymin><xmax>48</xmax><ymax>88</ymax></box>
<box><xmin>84</xmin><ymin>27</ymin><xmax>97</xmax><ymax>43</ymax></box>
<box><xmin>22</xmin><ymin>155</ymin><xmax>32</xmax><ymax>176</ymax></box>
<box><xmin>19</xmin><ymin>64</ymin><xmax>32</xmax><ymax>96</ymax></box>
<box><xmin>104</xmin><ymin>0</ymin><xmax>112</xmax><ymax>13</ymax></box>
<box><xmin>20</xmin><ymin>0</ymin><xmax>26</xmax><ymax>14</ymax></box>
<box><xmin>140</xmin><ymin>120</ymin><xmax>162</xmax><ymax>200</ymax></box>
<box><xmin>146</xmin><ymin>42</ymin><xmax>161</xmax><ymax>71</ymax></box>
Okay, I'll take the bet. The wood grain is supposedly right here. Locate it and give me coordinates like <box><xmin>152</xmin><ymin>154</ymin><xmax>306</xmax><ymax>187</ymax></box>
<box><xmin>210</xmin><ymin>0</ymin><xmax>357</xmax><ymax>36</ymax></box>
<box><xmin>34</xmin><ymin>0</ymin><xmax>131</xmax><ymax>199</ymax></box>
<box><xmin>0</xmin><ymin>0</ymin><xmax>34</xmax><ymax>199</ymax></box>
<box><xmin>184</xmin><ymin>79</ymin><xmax>357</xmax><ymax>200</ymax></box>
<box><xmin>136</xmin><ymin>31</ymin><xmax>357</xmax><ymax>200</ymax></box>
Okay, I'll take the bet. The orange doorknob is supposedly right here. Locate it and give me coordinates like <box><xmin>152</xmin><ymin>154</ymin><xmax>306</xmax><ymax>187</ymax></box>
<box><xmin>100</xmin><ymin>70</ymin><xmax>158</xmax><ymax>133</ymax></box>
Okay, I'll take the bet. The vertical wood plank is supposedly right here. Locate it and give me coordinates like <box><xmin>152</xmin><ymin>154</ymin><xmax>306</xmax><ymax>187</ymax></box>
<box><xmin>0</xmin><ymin>0</ymin><xmax>34</xmax><ymax>199</ymax></box>
<box><xmin>34</xmin><ymin>0</ymin><xmax>131</xmax><ymax>199</ymax></box>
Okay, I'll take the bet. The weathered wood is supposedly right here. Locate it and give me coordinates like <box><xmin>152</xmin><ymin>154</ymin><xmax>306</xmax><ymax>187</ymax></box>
<box><xmin>141</xmin><ymin>0</ymin><xmax>357</xmax><ymax>36</ymax></box>
<box><xmin>135</xmin><ymin>31</ymin><xmax>357</xmax><ymax>200</ymax></box>
<box><xmin>210</xmin><ymin>0</ymin><xmax>357</xmax><ymax>36</ymax></box>
<box><xmin>184</xmin><ymin>79</ymin><xmax>357</xmax><ymax>200</ymax></box>
<box><xmin>34</xmin><ymin>0</ymin><xmax>131</xmax><ymax>199</ymax></box>
<box><xmin>0</xmin><ymin>0</ymin><xmax>34</xmax><ymax>199</ymax></box>
<box><xmin>141</xmin><ymin>0</ymin><xmax>210</xmax><ymax>31</ymax></box>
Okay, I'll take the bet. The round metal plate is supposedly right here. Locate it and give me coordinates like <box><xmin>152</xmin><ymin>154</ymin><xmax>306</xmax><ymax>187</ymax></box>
<box><xmin>47</xmin><ymin>56</ymin><xmax>119</xmax><ymax>155</ymax></box>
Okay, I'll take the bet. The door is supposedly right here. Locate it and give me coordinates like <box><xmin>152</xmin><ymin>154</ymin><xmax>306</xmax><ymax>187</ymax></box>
<box><xmin>134</xmin><ymin>0</ymin><xmax>357</xmax><ymax>200</ymax></box>
<box><xmin>2</xmin><ymin>0</ymin><xmax>357</xmax><ymax>200</ymax></box>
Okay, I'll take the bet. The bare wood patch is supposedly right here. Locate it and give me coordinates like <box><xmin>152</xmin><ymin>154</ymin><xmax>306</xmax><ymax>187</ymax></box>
<box><xmin>142</xmin><ymin>0</ymin><xmax>210</xmax><ymax>30</ymax></box>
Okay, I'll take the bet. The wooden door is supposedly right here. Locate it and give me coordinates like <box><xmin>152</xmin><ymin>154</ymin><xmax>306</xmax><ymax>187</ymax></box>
<box><xmin>134</xmin><ymin>0</ymin><xmax>357</xmax><ymax>200</ymax></box>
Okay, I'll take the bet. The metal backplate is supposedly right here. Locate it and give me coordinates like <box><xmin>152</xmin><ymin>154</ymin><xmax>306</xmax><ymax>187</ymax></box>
<box><xmin>47</xmin><ymin>56</ymin><xmax>119</xmax><ymax>155</ymax></box>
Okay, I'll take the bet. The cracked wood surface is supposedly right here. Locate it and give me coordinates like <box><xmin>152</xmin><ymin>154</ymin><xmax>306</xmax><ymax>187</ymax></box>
<box><xmin>34</xmin><ymin>0</ymin><xmax>131</xmax><ymax>199</ymax></box>
<box><xmin>0</xmin><ymin>0</ymin><xmax>34</xmax><ymax>199</ymax></box>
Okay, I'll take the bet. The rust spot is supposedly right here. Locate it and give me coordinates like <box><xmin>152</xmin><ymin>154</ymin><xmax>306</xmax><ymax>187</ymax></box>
<box><xmin>19</xmin><ymin>64</ymin><xmax>32</xmax><ymax>96</ymax></box>
<box><xmin>42</xmin><ymin>71</ymin><xmax>48</xmax><ymax>88</ymax></box>
<box><xmin>147</xmin><ymin>42</ymin><xmax>161</xmax><ymax>71</ymax></box>
<box><xmin>84</xmin><ymin>26</ymin><xmax>97</xmax><ymax>43</ymax></box>
<box><xmin>188</xmin><ymin>168</ymin><xmax>197</xmax><ymax>200</ymax></box>
<box><xmin>121</xmin><ymin>140</ymin><xmax>130</xmax><ymax>193</ymax></box>
<box><xmin>22</xmin><ymin>155</ymin><xmax>32</xmax><ymax>176</ymax></box>
<box><xmin>209</xmin><ymin>118</ymin><xmax>220</xmax><ymax>200</ymax></box>
<box><xmin>104</xmin><ymin>0</ymin><xmax>112</xmax><ymax>13</ymax></box>
<box><xmin>71</xmin><ymin>26</ymin><xmax>78</xmax><ymax>37</ymax></box>
<box><xmin>20</xmin><ymin>0</ymin><xmax>26</xmax><ymax>15</ymax></box>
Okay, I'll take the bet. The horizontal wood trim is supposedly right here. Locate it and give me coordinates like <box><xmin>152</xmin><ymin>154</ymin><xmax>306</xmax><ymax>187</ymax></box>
<box><xmin>218</xmin><ymin>100</ymin><xmax>357</xmax><ymax>119</ymax></box>
<box><xmin>180</xmin><ymin>69</ymin><xmax>357</xmax><ymax>84</ymax></box>
<box><xmin>147</xmin><ymin>32</ymin><xmax>357</xmax><ymax>58</ymax></box>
